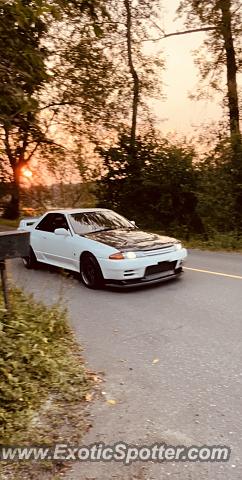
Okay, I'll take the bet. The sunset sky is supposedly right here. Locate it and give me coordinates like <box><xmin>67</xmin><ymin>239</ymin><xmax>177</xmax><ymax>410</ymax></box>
<box><xmin>153</xmin><ymin>0</ymin><xmax>231</xmax><ymax>136</ymax></box>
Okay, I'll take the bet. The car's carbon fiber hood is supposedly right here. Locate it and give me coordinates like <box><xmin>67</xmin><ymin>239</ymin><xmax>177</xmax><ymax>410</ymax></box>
<box><xmin>83</xmin><ymin>228</ymin><xmax>177</xmax><ymax>251</ymax></box>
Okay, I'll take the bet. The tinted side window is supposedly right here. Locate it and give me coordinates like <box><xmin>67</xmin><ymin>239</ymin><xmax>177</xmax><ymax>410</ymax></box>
<box><xmin>36</xmin><ymin>214</ymin><xmax>69</xmax><ymax>233</ymax></box>
<box><xmin>51</xmin><ymin>214</ymin><xmax>69</xmax><ymax>231</ymax></box>
<box><xmin>36</xmin><ymin>214</ymin><xmax>56</xmax><ymax>232</ymax></box>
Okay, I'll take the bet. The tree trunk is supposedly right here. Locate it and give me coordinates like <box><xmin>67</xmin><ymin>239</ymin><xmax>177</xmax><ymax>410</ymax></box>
<box><xmin>219</xmin><ymin>0</ymin><xmax>240</xmax><ymax>139</ymax></box>
<box><xmin>124</xmin><ymin>0</ymin><xmax>140</xmax><ymax>151</ymax></box>
<box><xmin>218</xmin><ymin>1</ymin><xmax>242</xmax><ymax>230</ymax></box>
<box><xmin>3</xmin><ymin>166</ymin><xmax>21</xmax><ymax>219</ymax></box>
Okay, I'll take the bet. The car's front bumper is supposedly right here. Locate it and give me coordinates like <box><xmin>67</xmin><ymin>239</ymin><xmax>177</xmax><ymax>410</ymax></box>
<box><xmin>98</xmin><ymin>247</ymin><xmax>187</xmax><ymax>285</ymax></box>
<box><xmin>105</xmin><ymin>266</ymin><xmax>183</xmax><ymax>288</ymax></box>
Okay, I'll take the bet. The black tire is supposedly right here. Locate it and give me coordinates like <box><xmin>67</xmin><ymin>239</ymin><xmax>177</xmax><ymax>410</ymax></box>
<box><xmin>22</xmin><ymin>247</ymin><xmax>38</xmax><ymax>269</ymax></box>
<box><xmin>80</xmin><ymin>253</ymin><xmax>104</xmax><ymax>289</ymax></box>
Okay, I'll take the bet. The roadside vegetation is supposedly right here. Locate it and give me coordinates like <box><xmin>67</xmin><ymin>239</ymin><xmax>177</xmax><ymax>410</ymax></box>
<box><xmin>0</xmin><ymin>218</ymin><xmax>19</xmax><ymax>229</ymax></box>
<box><xmin>151</xmin><ymin>231</ymin><xmax>242</xmax><ymax>253</ymax></box>
<box><xmin>97</xmin><ymin>132</ymin><xmax>242</xmax><ymax>250</ymax></box>
<box><xmin>0</xmin><ymin>288</ymin><xmax>95</xmax><ymax>479</ymax></box>
<box><xmin>184</xmin><ymin>233</ymin><xmax>242</xmax><ymax>253</ymax></box>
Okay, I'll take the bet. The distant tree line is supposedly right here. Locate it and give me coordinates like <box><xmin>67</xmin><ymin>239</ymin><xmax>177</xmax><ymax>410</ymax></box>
<box><xmin>97</xmin><ymin>130</ymin><xmax>239</xmax><ymax>238</ymax></box>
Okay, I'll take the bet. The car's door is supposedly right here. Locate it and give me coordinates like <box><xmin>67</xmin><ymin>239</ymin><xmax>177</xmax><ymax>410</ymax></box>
<box><xmin>32</xmin><ymin>213</ymin><xmax>77</xmax><ymax>270</ymax></box>
<box><xmin>31</xmin><ymin>213</ymin><xmax>55</xmax><ymax>261</ymax></box>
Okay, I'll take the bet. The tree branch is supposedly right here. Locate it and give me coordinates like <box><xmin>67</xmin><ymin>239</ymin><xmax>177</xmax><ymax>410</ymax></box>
<box><xmin>147</xmin><ymin>26</ymin><xmax>217</xmax><ymax>43</ymax></box>
<box><xmin>26</xmin><ymin>110</ymin><xmax>59</xmax><ymax>162</ymax></box>
<box><xmin>38</xmin><ymin>101</ymin><xmax>77</xmax><ymax>112</ymax></box>
<box><xmin>3</xmin><ymin>128</ymin><xmax>15</xmax><ymax>168</ymax></box>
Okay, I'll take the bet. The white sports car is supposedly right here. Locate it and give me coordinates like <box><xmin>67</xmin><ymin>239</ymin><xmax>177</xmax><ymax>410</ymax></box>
<box><xmin>19</xmin><ymin>208</ymin><xmax>187</xmax><ymax>289</ymax></box>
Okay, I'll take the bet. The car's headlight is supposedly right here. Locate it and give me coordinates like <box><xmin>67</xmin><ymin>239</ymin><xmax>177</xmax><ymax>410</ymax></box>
<box><xmin>109</xmin><ymin>251</ymin><xmax>137</xmax><ymax>260</ymax></box>
<box><xmin>174</xmin><ymin>242</ymin><xmax>182</xmax><ymax>251</ymax></box>
<box><xmin>125</xmin><ymin>251</ymin><xmax>137</xmax><ymax>259</ymax></box>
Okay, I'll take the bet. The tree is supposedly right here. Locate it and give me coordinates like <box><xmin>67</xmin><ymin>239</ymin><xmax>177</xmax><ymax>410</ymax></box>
<box><xmin>176</xmin><ymin>0</ymin><xmax>241</xmax><ymax>141</ymax></box>
<box><xmin>97</xmin><ymin>132</ymin><xmax>204</xmax><ymax>235</ymax></box>
<box><xmin>0</xmin><ymin>0</ymin><xmax>163</xmax><ymax>219</ymax></box>
<box><xmin>87</xmin><ymin>0</ymin><xmax>163</xmax><ymax>197</ymax></box>
<box><xmin>196</xmin><ymin>129</ymin><xmax>235</xmax><ymax>233</ymax></box>
<box><xmin>122</xmin><ymin>0</ymin><xmax>163</xmax><ymax>150</ymax></box>
<box><xmin>0</xmin><ymin>0</ymin><xmax>49</xmax><ymax>218</ymax></box>
<box><xmin>0</xmin><ymin>0</ymin><xmax>108</xmax><ymax>219</ymax></box>
<box><xmin>47</xmin><ymin>0</ymin><xmax>162</xmax><ymax>144</ymax></box>
<box><xmin>160</xmin><ymin>0</ymin><xmax>242</xmax><ymax>231</ymax></box>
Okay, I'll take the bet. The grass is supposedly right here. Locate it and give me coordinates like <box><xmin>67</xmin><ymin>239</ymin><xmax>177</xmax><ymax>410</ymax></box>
<box><xmin>151</xmin><ymin>230</ymin><xmax>242</xmax><ymax>253</ymax></box>
<box><xmin>0</xmin><ymin>218</ymin><xmax>19</xmax><ymax>228</ymax></box>
<box><xmin>0</xmin><ymin>289</ymin><xmax>96</xmax><ymax>479</ymax></box>
<box><xmin>183</xmin><ymin>233</ymin><xmax>242</xmax><ymax>252</ymax></box>
<box><xmin>182</xmin><ymin>232</ymin><xmax>242</xmax><ymax>252</ymax></box>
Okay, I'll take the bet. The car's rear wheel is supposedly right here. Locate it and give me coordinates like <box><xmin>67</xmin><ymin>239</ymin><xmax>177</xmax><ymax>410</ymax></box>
<box><xmin>22</xmin><ymin>247</ymin><xmax>38</xmax><ymax>269</ymax></box>
<box><xmin>80</xmin><ymin>253</ymin><xmax>104</xmax><ymax>289</ymax></box>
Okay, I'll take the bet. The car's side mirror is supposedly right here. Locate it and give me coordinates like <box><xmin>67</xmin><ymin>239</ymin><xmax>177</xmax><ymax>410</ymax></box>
<box><xmin>54</xmin><ymin>228</ymin><xmax>70</xmax><ymax>236</ymax></box>
<box><xmin>130</xmin><ymin>220</ymin><xmax>136</xmax><ymax>227</ymax></box>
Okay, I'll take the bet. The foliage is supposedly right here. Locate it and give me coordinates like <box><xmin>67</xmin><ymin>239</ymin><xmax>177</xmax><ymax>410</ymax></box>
<box><xmin>1</xmin><ymin>0</ymin><xmax>241</xmax><ymax>239</ymax></box>
<box><xmin>196</xmin><ymin>138</ymin><xmax>235</xmax><ymax>233</ymax></box>
<box><xmin>96</xmin><ymin>129</ymin><xmax>242</xmax><ymax>238</ymax></box>
<box><xmin>97</xmin><ymin>132</ymin><xmax>204</xmax><ymax>236</ymax></box>
<box><xmin>21</xmin><ymin>181</ymin><xmax>96</xmax><ymax>212</ymax></box>
<box><xmin>151</xmin><ymin>229</ymin><xmax>242</xmax><ymax>252</ymax></box>
<box><xmin>0</xmin><ymin>0</ymin><xmax>50</xmax><ymax>184</ymax></box>
<box><xmin>177</xmin><ymin>0</ymin><xmax>242</xmax><ymax>99</ymax></box>
<box><xmin>0</xmin><ymin>0</ymin><xmax>56</xmax><ymax>217</ymax></box>
<box><xmin>183</xmin><ymin>232</ymin><xmax>242</xmax><ymax>251</ymax></box>
<box><xmin>0</xmin><ymin>0</ymin><xmax>111</xmax><ymax>218</ymax></box>
<box><xmin>53</xmin><ymin>0</ymin><xmax>164</xmax><ymax>141</ymax></box>
<box><xmin>0</xmin><ymin>218</ymin><xmax>19</xmax><ymax>228</ymax></box>
<box><xmin>177</xmin><ymin>0</ymin><xmax>242</xmax><ymax>224</ymax></box>
<box><xmin>0</xmin><ymin>289</ymin><xmax>90</xmax><ymax>444</ymax></box>
<box><xmin>0</xmin><ymin>0</ymin><xmax>163</xmax><ymax>219</ymax></box>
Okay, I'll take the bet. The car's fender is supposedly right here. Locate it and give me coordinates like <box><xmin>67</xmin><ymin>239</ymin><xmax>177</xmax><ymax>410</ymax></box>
<box><xmin>72</xmin><ymin>234</ymin><xmax>119</xmax><ymax>260</ymax></box>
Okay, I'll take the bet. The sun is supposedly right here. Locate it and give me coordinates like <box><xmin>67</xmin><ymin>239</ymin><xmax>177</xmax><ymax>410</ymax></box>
<box><xmin>22</xmin><ymin>167</ymin><xmax>33</xmax><ymax>179</ymax></box>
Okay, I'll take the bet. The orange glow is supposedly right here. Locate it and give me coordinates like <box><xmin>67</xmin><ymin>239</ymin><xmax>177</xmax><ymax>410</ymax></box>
<box><xmin>22</xmin><ymin>167</ymin><xmax>33</xmax><ymax>179</ymax></box>
<box><xmin>109</xmin><ymin>252</ymin><xmax>125</xmax><ymax>260</ymax></box>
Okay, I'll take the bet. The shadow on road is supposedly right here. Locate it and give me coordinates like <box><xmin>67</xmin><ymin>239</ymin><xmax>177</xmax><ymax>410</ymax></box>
<box><xmin>29</xmin><ymin>261</ymin><xmax>182</xmax><ymax>294</ymax></box>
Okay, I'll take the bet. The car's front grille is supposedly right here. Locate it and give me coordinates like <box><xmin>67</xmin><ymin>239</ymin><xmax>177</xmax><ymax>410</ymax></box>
<box><xmin>141</xmin><ymin>246</ymin><xmax>175</xmax><ymax>256</ymax></box>
<box><xmin>145</xmin><ymin>261</ymin><xmax>177</xmax><ymax>277</ymax></box>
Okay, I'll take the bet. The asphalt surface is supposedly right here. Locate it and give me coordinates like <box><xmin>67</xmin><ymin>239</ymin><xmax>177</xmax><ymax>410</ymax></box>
<box><xmin>9</xmin><ymin>250</ymin><xmax>242</xmax><ymax>480</ymax></box>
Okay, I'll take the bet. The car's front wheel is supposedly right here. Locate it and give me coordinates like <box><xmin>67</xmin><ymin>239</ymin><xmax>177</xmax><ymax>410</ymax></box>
<box><xmin>22</xmin><ymin>247</ymin><xmax>38</xmax><ymax>269</ymax></box>
<box><xmin>80</xmin><ymin>253</ymin><xmax>104</xmax><ymax>289</ymax></box>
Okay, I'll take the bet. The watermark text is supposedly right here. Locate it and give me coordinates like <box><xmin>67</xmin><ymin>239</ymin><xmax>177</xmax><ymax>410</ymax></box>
<box><xmin>0</xmin><ymin>442</ymin><xmax>231</xmax><ymax>464</ymax></box>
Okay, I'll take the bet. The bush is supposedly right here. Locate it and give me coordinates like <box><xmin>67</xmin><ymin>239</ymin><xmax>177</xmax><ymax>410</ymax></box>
<box><xmin>96</xmin><ymin>130</ymin><xmax>242</xmax><ymax>239</ymax></box>
<box><xmin>97</xmin><ymin>133</ymin><xmax>204</xmax><ymax>235</ymax></box>
<box><xmin>0</xmin><ymin>289</ymin><xmax>90</xmax><ymax>443</ymax></box>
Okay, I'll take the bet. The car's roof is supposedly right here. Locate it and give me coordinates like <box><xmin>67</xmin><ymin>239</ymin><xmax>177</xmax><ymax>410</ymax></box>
<box><xmin>45</xmin><ymin>208</ymin><xmax>110</xmax><ymax>215</ymax></box>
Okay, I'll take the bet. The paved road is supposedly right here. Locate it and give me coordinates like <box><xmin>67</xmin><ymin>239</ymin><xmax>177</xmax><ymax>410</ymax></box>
<box><xmin>9</xmin><ymin>250</ymin><xmax>242</xmax><ymax>480</ymax></box>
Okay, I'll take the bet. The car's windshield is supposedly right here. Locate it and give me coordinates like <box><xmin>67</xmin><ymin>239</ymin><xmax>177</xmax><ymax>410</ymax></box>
<box><xmin>68</xmin><ymin>211</ymin><xmax>135</xmax><ymax>235</ymax></box>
